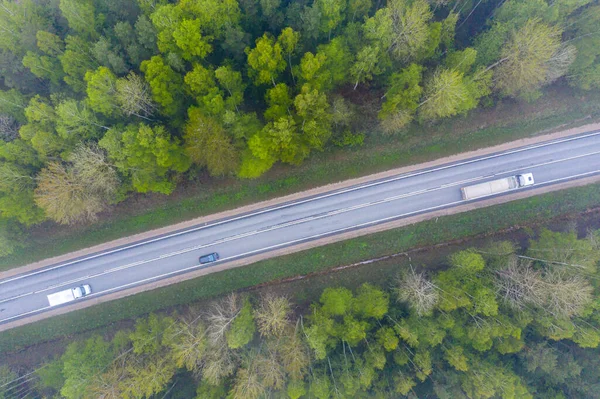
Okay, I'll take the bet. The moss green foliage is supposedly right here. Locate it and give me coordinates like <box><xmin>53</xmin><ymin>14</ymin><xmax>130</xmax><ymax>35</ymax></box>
<box><xmin>7</xmin><ymin>229</ymin><xmax>599</xmax><ymax>398</ymax></box>
<box><xmin>0</xmin><ymin>0</ymin><xmax>597</xmax><ymax>235</ymax></box>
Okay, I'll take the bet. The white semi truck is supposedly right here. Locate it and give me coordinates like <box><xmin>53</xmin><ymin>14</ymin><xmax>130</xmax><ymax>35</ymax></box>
<box><xmin>460</xmin><ymin>173</ymin><xmax>534</xmax><ymax>200</ymax></box>
<box><xmin>47</xmin><ymin>284</ymin><xmax>92</xmax><ymax>306</ymax></box>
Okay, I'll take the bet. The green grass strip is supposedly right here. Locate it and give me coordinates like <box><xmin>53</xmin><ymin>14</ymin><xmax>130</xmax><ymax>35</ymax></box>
<box><xmin>2</xmin><ymin>182</ymin><xmax>599</xmax><ymax>354</ymax></box>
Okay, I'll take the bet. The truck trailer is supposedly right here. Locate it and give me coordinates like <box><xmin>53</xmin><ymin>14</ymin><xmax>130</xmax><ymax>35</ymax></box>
<box><xmin>460</xmin><ymin>173</ymin><xmax>534</xmax><ymax>200</ymax></box>
<box><xmin>47</xmin><ymin>284</ymin><xmax>92</xmax><ymax>306</ymax></box>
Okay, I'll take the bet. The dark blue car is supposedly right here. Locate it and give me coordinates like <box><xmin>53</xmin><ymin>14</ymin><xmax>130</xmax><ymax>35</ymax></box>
<box><xmin>199</xmin><ymin>252</ymin><xmax>220</xmax><ymax>264</ymax></box>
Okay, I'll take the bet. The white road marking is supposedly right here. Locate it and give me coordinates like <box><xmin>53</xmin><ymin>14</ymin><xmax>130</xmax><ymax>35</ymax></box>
<box><xmin>2</xmin><ymin>130</ymin><xmax>600</xmax><ymax>285</ymax></box>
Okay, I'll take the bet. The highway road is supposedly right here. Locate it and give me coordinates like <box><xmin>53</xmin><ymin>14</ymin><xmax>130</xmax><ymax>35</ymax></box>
<box><xmin>2</xmin><ymin>130</ymin><xmax>600</xmax><ymax>325</ymax></box>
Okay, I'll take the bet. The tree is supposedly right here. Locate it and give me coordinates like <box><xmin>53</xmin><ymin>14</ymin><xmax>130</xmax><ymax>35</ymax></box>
<box><xmin>566</xmin><ymin>5</ymin><xmax>600</xmax><ymax>90</ymax></box>
<box><xmin>140</xmin><ymin>55</ymin><xmax>184</xmax><ymax>116</ymax></box>
<box><xmin>246</xmin><ymin>33</ymin><xmax>286</xmax><ymax>86</ymax></box>
<box><xmin>527</xmin><ymin>228</ymin><xmax>600</xmax><ymax>274</ymax></box>
<box><xmin>316</xmin><ymin>36</ymin><xmax>353</xmax><ymax>90</ymax></box>
<box><xmin>320</xmin><ymin>287</ymin><xmax>353</xmax><ymax>316</ymax></box>
<box><xmin>120</xmin><ymin>355</ymin><xmax>177</xmax><ymax>399</ymax></box>
<box><xmin>85</xmin><ymin>67</ymin><xmax>119</xmax><ymax>117</ymax></box>
<box><xmin>115</xmin><ymin>72</ymin><xmax>157</xmax><ymax>118</ymax></box>
<box><xmin>215</xmin><ymin>65</ymin><xmax>245</xmax><ymax>112</ymax></box>
<box><xmin>183</xmin><ymin>107</ymin><xmax>239</xmax><ymax>176</ymax></box>
<box><xmin>494</xmin><ymin>19</ymin><xmax>562</xmax><ymax>97</ymax></box>
<box><xmin>364</xmin><ymin>0</ymin><xmax>433</xmax><ymax>62</ymax></box>
<box><xmin>379</xmin><ymin>63</ymin><xmax>423</xmax><ymax>123</ymax></box>
<box><xmin>277</xmin><ymin>27</ymin><xmax>300</xmax><ymax>83</ymax></box>
<box><xmin>394</xmin><ymin>269</ymin><xmax>438</xmax><ymax>316</ymax></box>
<box><xmin>0</xmin><ymin>365</ymin><xmax>17</xmax><ymax>399</ymax></box>
<box><xmin>226</xmin><ymin>297</ymin><xmax>256</xmax><ymax>349</ymax></box>
<box><xmin>168</xmin><ymin>319</ymin><xmax>207</xmax><ymax>372</ymax></box>
<box><xmin>60</xmin><ymin>335</ymin><xmax>115</xmax><ymax>399</ymax></box>
<box><xmin>59</xmin><ymin>0</ymin><xmax>96</xmax><ymax>38</ymax></box>
<box><xmin>294</xmin><ymin>85</ymin><xmax>332</xmax><ymax>150</ymax></box>
<box><xmin>229</xmin><ymin>366</ymin><xmax>265</xmax><ymax>399</ymax></box>
<box><xmin>249</xmin><ymin>115</ymin><xmax>308</xmax><ymax>165</ymax></box>
<box><xmin>130</xmin><ymin>313</ymin><xmax>175</xmax><ymax>356</ymax></box>
<box><xmin>264</xmin><ymin>83</ymin><xmax>292</xmax><ymax>121</ymax></box>
<box><xmin>350</xmin><ymin>45</ymin><xmax>382</xmax><ymax>89</ymax></box>
<box><xmin>172</xmin><ymin>18</ymin><xmax>212</xmax><ymax>60</ymax></box>
<box><xmin>22</xmin><ymin>51</ymin><xmax>64</xmax><ymax>87</ymax></box>
<box><xmin>34</xmin><ymin>145</ymin><xmax>119</xmax><ymax>224</ymax></box>
<box><xmin>255</xmin><ymin>294</ymin><xmax>292</xmax><ymax>337</ymax></box>
<box><xmin>353</xmin><ymin>283</ymin><xmax>389</xmax><ymax>319</ymax></box>
<box><xmin>60</xmin><ymin>35</ymin><xmax>98</xmax><ymax>93</ymax></box>
<box><xmin>316</xmin><ymin>0</ymin><xmax>346</xmax><ymax>38</ymax></box>
<box><xmin>419</xmin><ymin>67</ymin><xmax>490</xmax><ymax>120</ymax></box>
<box><xmin>99</xmin><ymin>123</ymin><xmax>190</xmax><ymax>194</ymax></box>
<box><xmin>55</xmin><ymin>99</ymin><xmax>105</xmax><ymax>142</ymax></box>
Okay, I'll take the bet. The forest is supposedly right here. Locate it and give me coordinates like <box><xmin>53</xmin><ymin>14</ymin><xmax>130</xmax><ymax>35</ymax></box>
<box><xmin>0</xmin><ymin>0</ymin><xmax>599</xmax><ymax>256</ymax></box>
<box><xmin>2</xmin><ymin>228</ymin><xmax>600</xmax><ymax>398</ymax></box>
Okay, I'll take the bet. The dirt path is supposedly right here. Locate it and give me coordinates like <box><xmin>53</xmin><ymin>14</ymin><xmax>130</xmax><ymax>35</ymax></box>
<box><xmin>2</xmin><ymin>122</ymin><xmax>600</xmax><ymax>331</ymax></box>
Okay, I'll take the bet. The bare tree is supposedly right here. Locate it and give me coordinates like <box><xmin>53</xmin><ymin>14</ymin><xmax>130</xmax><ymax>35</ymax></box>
<box><xmin>168</xmin><ymin>319</ymin><xmax>207</xmax><ymax>372</ymax></box>
<box><xmin>545</xmin><ymin>44</ymin><xmax>577</xmax><ymax>84</ymax></box>
<box><xmin>495</xmin><ymin>257</ymin><xmax>593</xmax><ymax>318</ymax></box>
<box><xmin>34</xmin><ymin>145</ymin><xmax>119</xmax><ymax>224</ymax></box>
<box><xmin>255</xmin><ymin>294</ymin><xmax>292</xmax><ymax>338</ymax></box>
<box><xmin>229</xmin><ymin>366</ymin><xmax>265</xmax><ymax>399</ymax></box>
<box><xmin>0</xmin><ymin>115</ymin><xmax>18</xmax><ymax>141</ymax></box>
<box><xmin>201</xmin><ymin>342</ymin><xmax>237</xmax><ymax>386</ymax></box>
<box><xmin>115</xmin><ymin>72</ymin><xmax>157</xmax><ymax>119</ymax></box>
<box><xmin>394</xmin><ymin>268</ymin><xmax>439</xmax><ymax>316</ymax></box>
<box><xmin>205</xmin><ymin>293</ymin><xmax>242</xmax><ymax>345</ymax></box>
<box><xmin>277</xmin><ymin>323</ymin><xmax>310</xmax><ymax>380</ymax></box>
<box><xmin>256</xmin><ymin>347</ymin><xmax>286</xmax><ymax>390</ymax></box>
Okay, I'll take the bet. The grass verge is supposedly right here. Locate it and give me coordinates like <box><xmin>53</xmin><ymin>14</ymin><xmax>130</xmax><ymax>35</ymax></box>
<box><xmin>1</xmin><ymin>87</ymin><xmax>600</xmax><ymax>270</ymax></box>
<box><xmin>2</xmin><ymin>182</ymin><xmax>600</xmax><ymax>354</ymax></box>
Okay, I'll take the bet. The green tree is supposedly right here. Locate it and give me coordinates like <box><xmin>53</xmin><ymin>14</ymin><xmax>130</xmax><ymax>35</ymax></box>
<box><xmin>140</xmin><ymin>55</ymin><xmax>184</xmax><ymax>116</ymax></box>
<box><xmin>99</xmin><ymin>123</ymin><xmax>190</xmax><ymax>194</ymax></box>
<box><xmin>316</xmin><ymin>0</ymin><xmax>347</xmax><ymax>38</ymax></box>
<box><xmin>315</xmin><ymin>37</ymin><xmax>353</xmax><ymax>90</ymax></box>
<box><xmin>215</xmin><ymin>65</ymin><xmax>245</xmax><ymax>112</ymax></box>
<box><xmin>278</xmin><ymin>27</ymin><xmax>300</xmax><ymax>83</ymax></box>
<box><xmin>85</xmin><ymin>67</ymin><xmax>119</xmax><ymax>117</ymax></box>
<box><xmin>294</xmin><ymin>85</ymin><xmax>332</xmax><ymax>150</ymax></box>
<box><xmin>55</xmin><ymin>99</ymin><xmax>105</xmax><ymax>142</ymax></box>
<box><xmin>60</xmin><ymin>35</ymin><xmax>98</xmax><ymax>93</ymax></box>
<box><xmin>494</xmin><ymin>19</ymin><xmax>562</xmax><ymax>98</ymax></box>
<box><xmin>419</xmin><ymin>68</ymin><xmax>491</xmax><ymax>120</ymax></box>
<box><xmin>246</xmin><ymin>33</ymin><xmax>286</xmax><ymax>86</ymax></box>
<box><xmin>264</xmin><ymin>83</ymin><xmax>292</xmax><ymax>121</ymax></box>
<box><xmin>130</xmin><ymin>313</ymin><xmax>175</xmax><ymax>355</ymax></box>
<box><xmin>248</xmin><ymin>115</ymin><xmax>308</xmax><ymax>165</ymax></box>
<box><xmin>350</xmin><ymin>45</ymin><xmax>382</xmax><ymax>89</ymax></box>
<box><xmin>566</xmin><ymin>5</ymin><xmax>600</xmax><ymax>90</ymax></box>
<box><xmin>183</xmin><ymin>107</ymin><xmax>239</xmax><ymax>176</ymax></box>
<box><xmin>320</xmin><ymin>287</ymin><xmax>354</xmax><ymax>316</ymax></box>
<box><xmin>172</xmin><ymin>18</ymin><xmax>213</xmax><ymax>60</ymax></box>
<box><xmin>59</xmin><ymin>0</ymin><xmax>96</xmax><ymax>38</ymax></box>
<box><xmin>22</xmin><ymin>51</ymin><xmax>64</xmax><ymax>87</ymax></box>
<box><xmin>353</xmin><ymin>283</ymin><xmax>389</xmax><ymax>319</ymax></box>
<box><xmin>379</xmin><ymin>63</ymin><xmax>423</xmax><ymax>127</ymax></box>
<box><xmin>226</xmin><ymin>298</ymin><xmax>256</xmax><ymax>349</ymax></box>
<box><xmin>60</xmin><ymin>336</ymin><xmax>115</xmax><ymax>399</ymax></box>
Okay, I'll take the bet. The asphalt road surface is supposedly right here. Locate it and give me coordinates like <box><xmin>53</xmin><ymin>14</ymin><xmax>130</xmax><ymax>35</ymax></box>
<box><xmin>2</xmin><ymin>130</ymin><xmax>600</xmax><ymax>325</ymax></box>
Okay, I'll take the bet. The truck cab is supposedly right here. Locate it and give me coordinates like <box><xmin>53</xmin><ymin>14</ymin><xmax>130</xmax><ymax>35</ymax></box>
<box><xmin>517</xmin><ymin>173</ymin><xmax>535</xmax><ymax>187</ymax></box>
